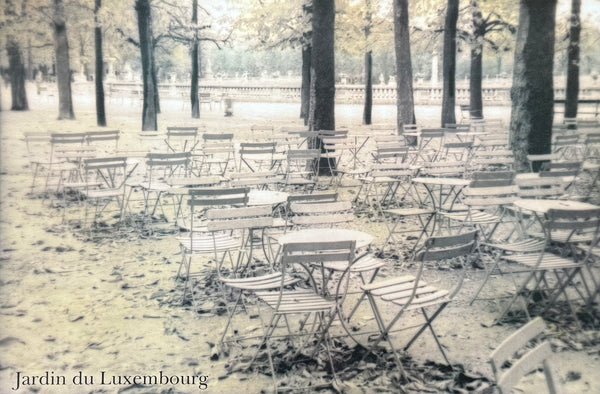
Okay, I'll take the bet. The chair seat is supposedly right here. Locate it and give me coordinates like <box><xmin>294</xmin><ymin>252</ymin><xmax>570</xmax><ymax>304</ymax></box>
<box><xmin>178</xmin><ymin>233</ymin><xmax>240</xmax><ymax>253</ymax></box>
<box><xmin>364</xmin><ymin>276</ymin><xmax>450</xmax><ymax>310</ymax></box>
<box><xmin>221</xmin><ymin>272</ymin><xmax>299</xmax><ymax>290</ymax></box>
<box><xmin>322</xmin><ymin>254</ymin><xmax>386</xmax><ymax>273</ymax></box>
<box><xmin>503</xmin><ymin>253</ymin><xmax>581</xmax><ymax>270</ymax></box>
<box><xmin>255</xmin><ymin>289</ymin><xmax>336</xmax><ymax>313</ymax></box>
<box><xmin>483</xmin><ymin>238</ymin><xmax>545</xmax><ymax>253</ymax></box>
<box><xmin>440</xmin><ymin>210</ymin><xmax>502</xmax><ymax>224</ymax></box>
<box><xmin>385</xmin><ymin>208</ymin><xmax>435</xmax><ymax>217</ymax></box>
<box><xmin>137</xmin><ymin>181</ymin><xmax>172</xmax><ymax>192</ymax></box>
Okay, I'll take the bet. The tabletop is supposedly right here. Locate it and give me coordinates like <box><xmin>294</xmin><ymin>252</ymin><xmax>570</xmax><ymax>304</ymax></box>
<box><xmin>513</xmin><ymin>198</ymin><xmax>599</xmax><ymax>214</ymax></box>
<box><xmin>247</xmin><ymin>190</ymin><xmax>289</xmax><ymax>206</ymax></box>
<box><xmin>278</xmin><ymin>228</ymin><xmax>374</xmax><ymax>249</ymax></box>
<box><xmin>412</xmin><ymin>177</ymin><xmax>470</xmax><ymax>187</ymax></box>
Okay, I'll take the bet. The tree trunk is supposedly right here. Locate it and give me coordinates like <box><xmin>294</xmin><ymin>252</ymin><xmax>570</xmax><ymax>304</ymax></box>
<box><xmin>53</xmin><ymin>0</ymin><xmax>75</xmax><ymax>120</ymax></box>
<box><xmin>363</xmin><ymin>50</ymin><xmax>372</xmax><ymax>125</ymax></box>
<box><xmin>135</xmin><ymin>0</ymin><xmax>157</xmax><ymax>131</ymax></box>
<box><xmin>309</xmin><ymin>0</ymin><xmax>335</xmax><ymax>175</ymax></box>
<box><xmin>7</xmin><ymin>38</ymin><xmax>29</xmax><ymax>111</ymax></box>
<box><xmin>309</xmin><ymin>0</ymin><xmax>335</xmax><ymax>133</ymax></box>
<box><xmin>564</xmin><ymin>0</ymin><xmax>581</xmax><ymax>120</ymax></box>
<box><xmin>469</xmin><ymin>44</ymin><xmax>483</xmax><ymax>119</ymax></box>
<box><xmin>509</xmin><ymin>0</ymin><xmax>557</xmax><ymax>172</ymax></box>
<box><xmin>441</xmin><ymin>0</ymin><xmax>459</xmax><ymax>127</ymax></box>
<box><xmin>393</xmin><ymin>0</ymin><xmax>416</xmax><ymax>139</ymax></box>
<box><xmin>362</xmin><ymin>0</ymin><xmax>372</xmax><ymax>126</ymax></box>
<box><xmin>190</xmin><ymin>0</ymin><xmax>200</xmax><ymax>119</ymax></box>
<box><xmin>152</xmin><ymin>58</ymin><xmax>160</xmax><ymax>114</ymax></box>
<box><xmin>300</xmin><ymin>44</ymin><xmax>311</xmax><ymax>125</ymax></box>
<box><xmin>94</xmin><ymin>0</ymin><xmax>106</xmax><ymax>126</ymax></box>
<box><xmin>469</xmin><ymin>1</ymin><xmax>483</xmax><ymax>119</ymax></box>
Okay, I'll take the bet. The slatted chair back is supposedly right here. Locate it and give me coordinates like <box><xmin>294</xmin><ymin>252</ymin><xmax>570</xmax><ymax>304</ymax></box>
<box><xmin>144</xmin><ymin>152</ymin><xmax>190</xmax><ymax>186</ymax></box>
<box><xmin>281</xmin><ymin>240</ymin><xmax>356</xmax><ymax>268</ymax></box>
<box><xmin>415</xmin><ymin>230</ymin><xmax>478</xmax><ymax>263</ymax></box>
<box><xmin>86</xmin><ymin>130</ymin><xmax>120</xmax><ymax>153</ymax></box>
<box><xmin>373</xmin><ymin>142</ymin><xmax>409</xmax><ymax>163</ymax></box>
<box><xmin>289</xmin><ymin>200</ymin><xmax>354</xmax><ymax>228</ymax></box>
<box><xmin>82</xmin><ymin>156</ymin><xmax>129</xmax><ymax>190</ymax></box>
<box><xmin>490</xmin><ymin>317</ymin><xmax>563</xmax><ymax>394</ymax></box>
<box><xmin>166</xmin><ymin>126</ymin><xmax>199</xmax><ymax>152</ymax></box>
<box><xmin>229</xmin><ymin>171</ymin><xmax>282</xmax><ymax>188</ymax></box>
<box><xmin>419</xmin><ymin>161</ymin><xmax>466</xmax><ymax>177</ymax></box>
<box><xmin>469</xmin><ymin>171</ymin><xmax>515</xmax><ymax>188</ymax></box>
<box><xmin>470</xmin><ymin>149</ymin><xmax>514</xmax><ymax>171</ymax></box>
<box><xmin>238</xmin><ymin>142</ymin><xmax>277</xmax><ymax>171</ymax></box>
<box><xmin>544</xmin><ymin>208</ymin><xmax>600</xmax><ymax>245</ymax></box>
<box><xmin>441</xmin><ymin>140</ymin><xmax>473</xmax><ymax>161</ymax></box>
<box><xmin>206</xmin><ymin>205</ymin><xmax>273</xmax><ymax>232</ymax></box>
<box><xmin>539</xmin><ymin>161</ymin><xmax>581</xmax><ymax>178</ymax></box>
<box><xmin>286</xmin><ymin>191</ymin><xmax>338</xmax><ymax>204</ymax></box>
<box><xmin>50</xmin><ymin>132</ymin><xmax>96</xmax><ymax>165</ymax></box>
<box><xmin>284</xmin><ymin>149</ymin><xmax>320</xmax><ymax>186</ymax></box>
<box><xmin>515</xmin><ymin>176</ymin><xmax>566</xmax><ymax>199</ymax></box>
<box><xmin>187</xmin><ymin>187</ymin><xmax>249</xmax><ymax>208</ymax></box>
<box><xmin>369</xmin><ymin>163</ymin><xmax>414</xmax><ymax>179</ymax></box>
<box><xmin>461</xmin><ymin>185</ymin><xmax>519</xmax><ymax>209</ymax></box>
<box><xmin>200</xmin><ymin>133</ymin><xmax>235</xmax><ymax>174</ymax></box>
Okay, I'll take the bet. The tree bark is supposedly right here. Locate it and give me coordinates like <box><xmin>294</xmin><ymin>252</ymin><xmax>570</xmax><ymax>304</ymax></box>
<box><xmin>393</xmin><ymin>0</ymin><xmax>416</xmax><ymax>139</ymax></box>
<box><xmin>7</xmin><ymin>38</ymin><xmax>29</xmax><ymax>111</ymax></box>
<box><xmin>441</xmin><ymin>0</ymin><xmax>459</xmax><ymax>127</ymax></box>
<box><xmin>135</xmin><ymin>0</ymin><xmax>158</xmax><ymax>131</ymax></box>
<box><xmin>469</xmin><ymin>44</ymin><xmax>483</xmax><ymax>119</ymax></box>
<box><xmin>94</xmin><ymin>0</ymin><xmax>106</xmax><ymax>126</ymax></box>
<box><xmin>469</xmin><ymin>1</ymin><xmax>483</xmax><ymax>119</ymax></box>
<box><xmin>53</xmin><ymin>0</ymin><xmax>75</xmax><ymax>120</ymax></box>
<box><xmin>509</xmin><ymin>0</ymin><xmax>557</xmax><ymax>172</ymax></box>
<box><xmin>190</xmin><ymin>0</ymin><xmax>200</xmax><ymax>119</ymax></box>
<box><xmin>363</xmin><ymin>50</ymin><xmax>373</xmax><ymax>125</ymax></box>
<box><xmin>300</xmin><ymin>44</ymin><xmax>311</xmax><ymax>125</ymax></box>
<box><xmin>362</xmin><ymin>0</ymin><xmax>372</xmax><ymax>126</ymax></box>
<box><xmin>309</xmin><ymin>0</ymin><xmax>335</xmax><ymax>133</ymax></box>
<box><xmin>564</xmin><ymin>0</ymin><xmax>581</xmax><ymax>120</ymax></box>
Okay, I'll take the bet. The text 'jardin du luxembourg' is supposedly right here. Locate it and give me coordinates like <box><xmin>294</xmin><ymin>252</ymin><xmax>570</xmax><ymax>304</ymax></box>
<box><xmin>10</xmin><ymin>371</ymin><xmax>209</xmax><ymax>391</ymax></box>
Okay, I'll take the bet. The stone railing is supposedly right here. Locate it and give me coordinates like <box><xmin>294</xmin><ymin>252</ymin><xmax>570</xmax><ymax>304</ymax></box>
<box><xmin>102</xmin><ymin>81</ymin><xmax>600</xmax><ymax>106</ymax></box>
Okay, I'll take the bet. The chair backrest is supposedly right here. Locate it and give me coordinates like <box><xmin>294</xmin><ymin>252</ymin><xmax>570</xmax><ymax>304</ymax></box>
<box><xmin>369</xmin><ymin>163</ymin><xmax>414</xmax><ymax>178</ymax></box>
<box><xmin>489</xmin><ymin>317</ymin><xmax>562</xmax><ymax>394</ymax></box>
<box><xmin>290</xmin><ymin>200</ymin><xmax>354</xmax><ymax>228</ymax></box>
<box><xmin>514</xmin><ymin>176</ymin><xmax>566</xmax><ymax>199</ymax></box>
<box><xmin>419</xmin><ymin>161</ymin><xmax>466</xmax><ymax>177</ymax></box>
<box><xmin>415</xmin><ymin>230</ymin><xmax>478</xmax><ymax>262</ymax></box>
<box><xmin>206</xmin><ymin>205</ymin><xmax>273</xmax><ymax>232</ymax></box>
<box><xmin>229</xmin><ymin>171</ymin><xmax>282</xmax><ymax>188</ymax></box>
<box><xmin>545</xmin><ymin>208</ymin><xmax>600</xmax><ymax>244</ymax></box>
<box><xmin>166</xmin><ymin>126</ymin><xmax>199</xmax><ymax>151</ymax></box>
<box><xmin>539</xmin><ymin>161</ymin><xmax>581</xmax><ymax>178</ymax></box>
<box><xmin>86</xmin><ymin>130</ymin><xmax>120</xmax><ymax>153</ymax></box>
<box><xmin>187</xmin><ymin>187</ymin><xmax>249</xmax><ymax>208</ymax></box>
<box><xmin>469</xmin><ymin>171</ymin><xmax>515</xmax><ymax>188</ymax></box>
<box><xmin>82</xmin><ymin>156</ymin><xmax>129</xmax><ymax>189</ymax></box>
<box><xmin>286</xmin><ymin>149</ymin><xmax>320</xmax><ymax>175</ymax></box>
<box><xmin>461</xmin><ymin>185</ymin><xmax>519</xmax><ymax>208</ymax></box>
<box><xmin>145</xmin><ymin>152</ymin><xmax>190</xmax><ymax>181</ymax></box>
<box><xmin>287</xmin><ymin>191</ymin><xmax>338</xmax><ymax>204</ymax></box>
<box><xmin>374</xmin><ymin>143</ymin><xmax>409</xmax><ymax>163</ymax></box>
<box><xmin>239</xmin><ymin>142</ymin><xmax>277</xmax><ymax>156</ymax></box>
<box><xmin>281</xmin><ymin>240</ymin><xmax>356</xmax><ymax>272</ymax></box>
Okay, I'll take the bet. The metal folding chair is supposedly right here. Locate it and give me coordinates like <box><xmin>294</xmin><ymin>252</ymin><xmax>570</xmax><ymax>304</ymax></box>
<box><xmin>339</xmin><ymin>230</ymin><xmax>478</xmax><ymax>375</ymax></box>
<box><xmin>248</xmin><ymin>240</ymin><xmax>357</xmax><ymax>391</ymax></box>
<box><xmin>490</xmin><ymin>317</ymin><xmax>563</xmax><ymax>394</ymax></box>
<box><xmin>495</xmin><ymin>208</ymin><xmax>600</xmax><ymax>324</ymax></box>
